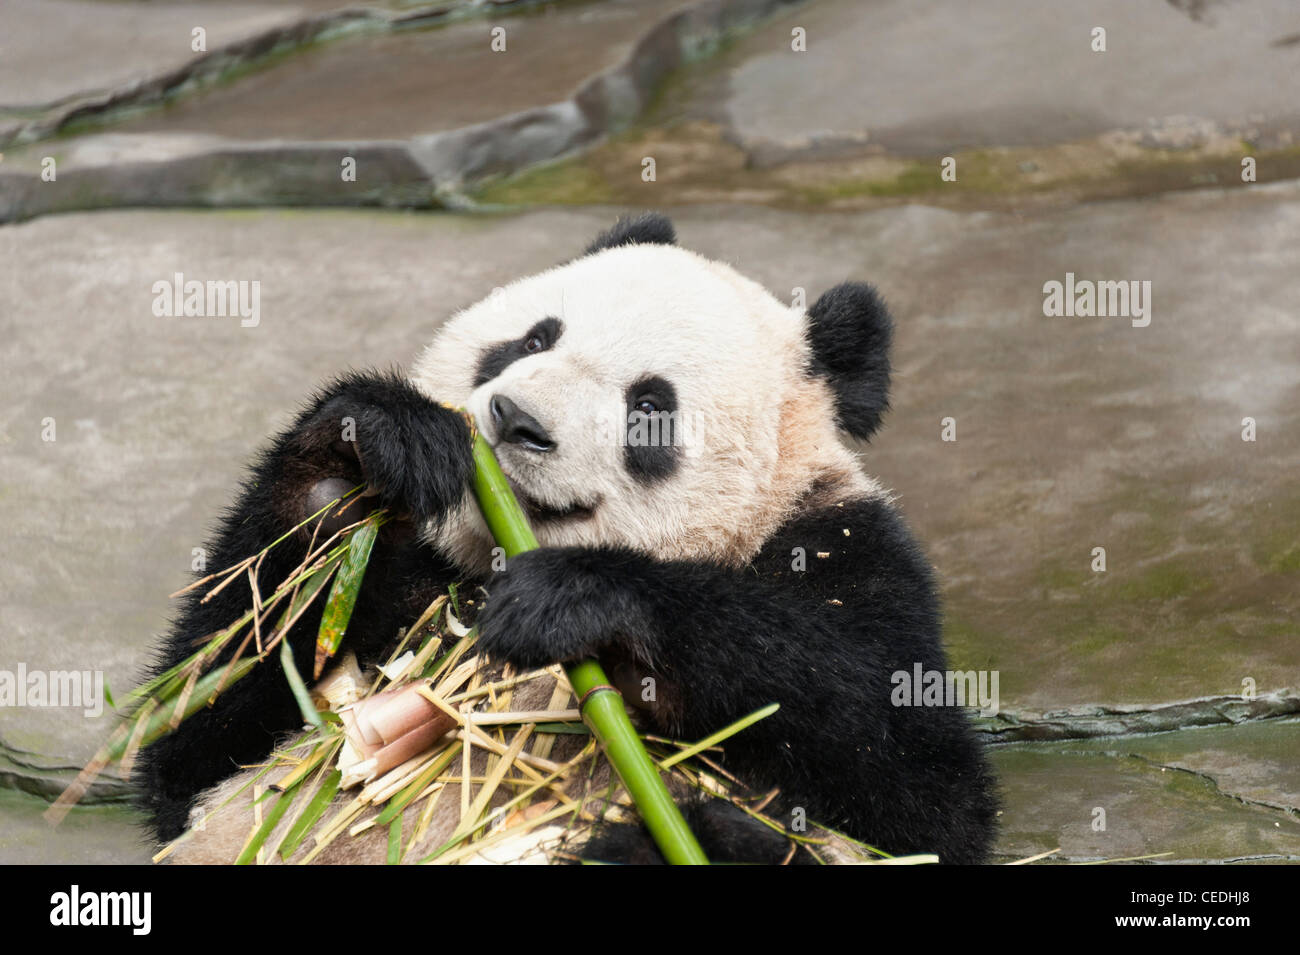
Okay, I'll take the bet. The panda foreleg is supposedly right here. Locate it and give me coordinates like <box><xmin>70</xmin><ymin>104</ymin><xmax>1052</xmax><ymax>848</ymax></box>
<box><xmin>475</xmin><ymin>538</ymin><xmax>997</xmax><ymax>863</ymax></box>
<box><xmin>137</xmin><ymin>371</ymin><xmax>472</xmax><ymax>842</ymax></box>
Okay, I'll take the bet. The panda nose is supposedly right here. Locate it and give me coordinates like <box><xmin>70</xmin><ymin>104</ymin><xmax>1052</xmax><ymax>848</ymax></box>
<box><xmin>490</xmin><ymin>395</ymin><xmax>555</xmax><ymax>453</ymax></box>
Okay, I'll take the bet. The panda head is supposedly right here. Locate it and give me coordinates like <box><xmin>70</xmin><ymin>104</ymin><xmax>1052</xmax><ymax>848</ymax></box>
<box><xmin>410</xmin><ymin>214</ymin><xmax>893</xmax><ymax>571</ymax></box>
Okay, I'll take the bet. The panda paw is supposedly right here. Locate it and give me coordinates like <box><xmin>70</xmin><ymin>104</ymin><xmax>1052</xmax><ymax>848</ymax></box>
<box><xmin>298</xmin><ymin>371</ymin><xmax>474</xmax><ymax>523</ymax></box>
<box><xmin>476</xmin><ymin>547</ymin><xmax>653</xmax><ymax>669</ymax></box>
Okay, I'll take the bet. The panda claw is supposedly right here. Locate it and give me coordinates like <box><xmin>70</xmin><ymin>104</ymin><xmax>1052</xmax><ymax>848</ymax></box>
<box><xmin>477</xmin><ymin>548</ymin><xmax>646</xmax><ymax>669</ymax></box>
<box><xmin>302</xmin><ymin>371</ymin><xmax>475</xmax><ymax>524</ymax></box>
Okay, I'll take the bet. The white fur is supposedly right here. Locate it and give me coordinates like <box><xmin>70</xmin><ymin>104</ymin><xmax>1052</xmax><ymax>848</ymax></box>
<box><xmin>409</xmin><ymin>243</ymin><xmax>877</xmax><ymax>575</ymax></box>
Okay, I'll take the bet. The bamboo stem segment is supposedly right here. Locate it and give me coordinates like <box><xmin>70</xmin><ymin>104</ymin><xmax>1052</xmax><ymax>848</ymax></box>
<box><xmin>468</xmin><ymin>427</ymin><xmax>709</xmax><ymax>865</ymax></box>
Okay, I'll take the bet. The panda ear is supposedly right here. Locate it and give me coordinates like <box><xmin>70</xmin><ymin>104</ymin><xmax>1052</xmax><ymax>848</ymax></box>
<box><xmin>806</xmin><ymin>282</ymin><xmax>893</xmax><ymax>441</ymax></box>
<box><xmin>583</xmin><ymin>213</ymin><xmax>676</xmax><ymax>256</ymax></box>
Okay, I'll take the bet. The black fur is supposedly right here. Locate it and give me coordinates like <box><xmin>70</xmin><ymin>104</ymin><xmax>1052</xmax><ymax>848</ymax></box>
<box><xmin>136</xmin><ymin>371</ymin><xmax>469</xmax><ymax>840</ymax></box>
<box><xmin>577</xmin><ymin>798</ymin><xmax>819</xmax><ymax>865</ymax></box>
<box><xmin>806</xmin><ymin>282</ymin><xmax>893</xmax><ymax>440</ymax></box>
<box><xmin>623</xmin><ymin>375</ymin><xmax>681</xmax><ymax>485</ymax></box>
<box><xmin>473</xmin><ymin>317</ymin><xmax>564</xmax><ymax>388</ymax></box>
<box><xmin>476</xmin><ymin>497</ymin><xmax>997</xmax><ymax>863</ymax></box>
<box><xmin>139</xmin><ymin>217</ymin><xmax>997</xmax><ymax>863</ymax></box>
<box><xmin>583</xmin><ymin>212</ymin><xmax>676</xmax><ymax>255</ymax></box>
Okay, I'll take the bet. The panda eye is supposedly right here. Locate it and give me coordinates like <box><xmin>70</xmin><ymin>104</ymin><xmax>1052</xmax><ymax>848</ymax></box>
<box><xmin>474</xmin><ymin>317</ymin><xmax>563</xmax><ymax>388</ymax></box>
<box><xmin>521</xmin><ymin>318</ymin><xmax>560</xmax><ymax>355</ymax></box>
<box><xmin>633</xmin><ymin>397</ymin><xmax>659</xmax><ymax>416</ymax></box>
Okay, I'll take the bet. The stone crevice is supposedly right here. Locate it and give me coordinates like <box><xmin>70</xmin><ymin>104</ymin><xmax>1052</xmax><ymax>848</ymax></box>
<box><xmin>977</xmin><ymin>692</ymin><xmax>1300</xmax><ymax>743</ymax></box>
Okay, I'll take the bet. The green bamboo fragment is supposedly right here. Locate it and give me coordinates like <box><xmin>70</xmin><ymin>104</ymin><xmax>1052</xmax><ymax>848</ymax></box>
<box><xmin>658</xmin><ymin>702</ymin><xmax>779</xmax><ymax>770</ymax></box>
<box><xmin>314</xmin><ymin>518</ymin><xmax>381</xmax><ymax>678</ymax></box>
<box><xmin>387</xmin><ymin>815</ymin><xmax>404</xmax><ymax>864</ymax></box>
<box><xmin>108</xmin><ymin>657</ymin><xmax>259</xmax><ymax>761</ymax></box>
<box><xmin>281</xmin><ymin>634</ymin><xmax>324</xmax><ymax>730</ymax></box>
<box><xmin>278</xmin><ymin>770</ymin><xmax>342</xmax><ymax>860</ymax></box>
<box><xmin>468</xmin><ymin>427</ymin><xmax>709</xmax><ymax>865</ymax></box>
<box><xmin>375</xmin><ymin>742</ymin><xmax>462</xmax><ymax>826</ymax></box>
<box><xmin>235</xmin><ymin>785</ymin><xmax>299</xmax><ymax>865</ymax></box>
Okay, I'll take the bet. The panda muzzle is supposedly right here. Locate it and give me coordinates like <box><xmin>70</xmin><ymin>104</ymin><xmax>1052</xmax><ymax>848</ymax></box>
<box><xmin>489</xmin><ymin>394</ymin><xmax>555</xmax><ymax>454</ymax></box>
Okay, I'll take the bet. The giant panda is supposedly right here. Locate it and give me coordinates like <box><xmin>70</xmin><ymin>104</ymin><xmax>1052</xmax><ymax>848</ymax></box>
<box><xmin>135</xmin><ymin>213</ymin><xmax>998</xmax><ymax>864</ymax></box>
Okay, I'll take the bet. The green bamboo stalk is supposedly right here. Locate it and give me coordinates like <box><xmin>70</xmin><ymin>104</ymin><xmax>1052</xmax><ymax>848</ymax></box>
<box><xmin>468</xmin><ymin>426</ymin><xmax>708</xmax><ymax>865</ymax></box>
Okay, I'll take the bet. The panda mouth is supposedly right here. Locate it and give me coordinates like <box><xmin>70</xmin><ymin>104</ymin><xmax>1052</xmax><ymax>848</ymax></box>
<box><xmin>521</xmin><ymin>494</ymin><xmax>597</xmax><ymax>523</ymax></box>
<box><xmin>500</xmin><ymin>473</ymin><xmax>599</xmax><ymax>524</ymax></box>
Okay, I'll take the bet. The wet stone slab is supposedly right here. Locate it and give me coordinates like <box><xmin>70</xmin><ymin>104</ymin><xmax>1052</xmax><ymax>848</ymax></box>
<box><xmin>0</xmin><ymin>197</ymin><xmax>1295</xmax><ymax>860</ymax></box>
<box><xmin>0</xmin><ymin>0</ymin><xmax>812</xmax><ymax>223</ymax></box>
<box><xmin>0</xmin><ymin>0</ymin><xmax>308</xmax><ymax>109</ymax></box>
<box><xmin>992</xmin><ymin>720</ymin><xmax>1300</xmax><ymax>862</ymax></box>
<box><xmin>93</xmin><ymin>0</ymin><xmax>672</xmax><ymax>142</ymax></box>
<box><xmin>647</xmin><ymin>0</ymin><xmax>1300</xmax><ymax>158</ymax></box>
<box><xmin>0</xmin><ymin>790</ymin><xmax>150</xmax><ymax>865</ymax></box>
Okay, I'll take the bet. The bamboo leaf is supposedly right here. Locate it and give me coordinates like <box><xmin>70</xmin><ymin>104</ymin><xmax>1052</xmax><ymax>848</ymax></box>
<box><xmin>272</xmin><ymin>740</ymin><xmax>334</xmax><ymax>793</ymax></box>
<box><xmin>235</xmin><ymin>785</ymin><xmax>299</xmax><ymax>865</ymax></box>
<box><xmin>108</xmin><ymin>657</ymin><xmax>258</xmax><ymax>760</ymax></box>
<box><xmin>314</xmin><ymin>517</ymin><xmax>381</xmax><ymax>679</ymax></box>
<box><xmin>281</xmin><ymin>631</ymin><xmax>324</xmax><ymax>730</ymax></box>
<box><xmin>375</xmin><ymin>742</ymin><xmax>462</xmax><ymax>826</ymax></box>
<box><xmin>658</xmin><ymin>702</ymin><xmax>780</xmax><ymax>770</ymax></box>
<box><xmin>387</xmin><ymin>815</ymin><xmax>404</xmax><ymax>865</ymax></box>
<box><xmin>532</xmin><ymin>722</ymin><xmax>592</xmax><ymax>735</ymax></box>
<box><xmin>278</xmin><ymin>770</ymin><xmax>342</xmax><ymax>860</ymax></box>
<box><xmin>276</xmin><ymin>555</ymin><xmax>340</xmax><ymax>633</ymax></box>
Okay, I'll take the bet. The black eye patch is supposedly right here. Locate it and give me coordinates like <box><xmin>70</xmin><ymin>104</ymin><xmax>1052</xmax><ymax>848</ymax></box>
<box><xmin>473</xmin><ymin>317</ymin><xmax>563</xmax><ymax>387</ymax></box>
<box><xmin>624</xmin><ymin>375</ymin><xmax>681</xmax><ymax>485</ymax></box>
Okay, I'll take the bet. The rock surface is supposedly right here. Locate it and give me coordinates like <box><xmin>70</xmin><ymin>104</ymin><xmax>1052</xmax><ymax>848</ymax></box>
<box><xmin>2</xmin><ymin>0</ymin><xmax>1297</xmax><ymax>866</ymax></box>
<box><xmin>3</xmin><ymin>197</ymin><xmax>1297</xmax><ymax>861</ymax></box>
<box><xmin>0</xmin><ymin>0</ymin><xmax>305</xmax><ymax>109</ymax></box>
<box><xmin>658</xmin><ymin>0</ymin><xmax>1300</xmax><ymax>158</ymax></box>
